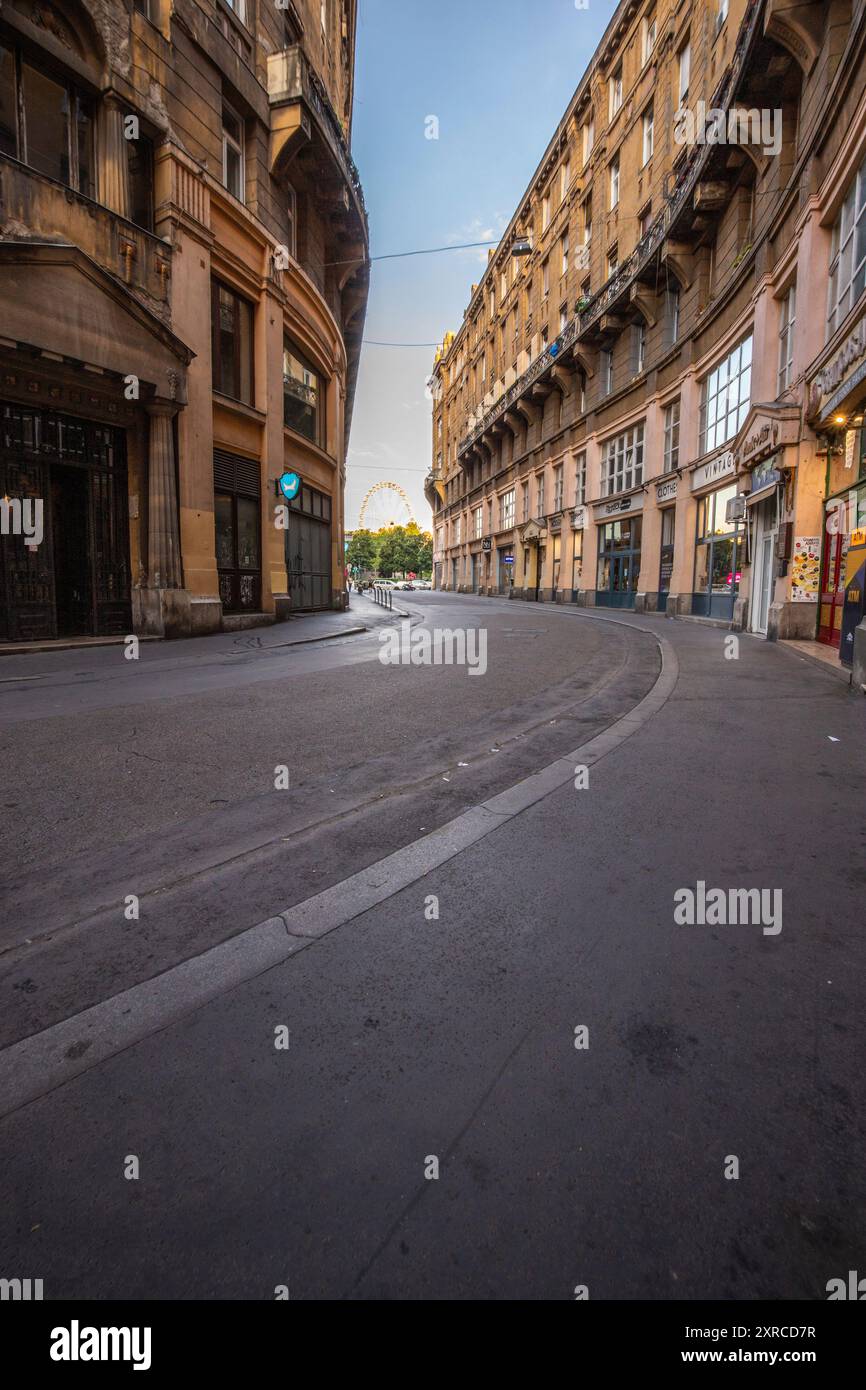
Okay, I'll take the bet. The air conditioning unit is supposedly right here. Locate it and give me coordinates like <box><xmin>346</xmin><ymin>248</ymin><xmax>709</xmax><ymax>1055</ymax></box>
<box><xmin>725</xmin><ymin>495</ymin><xmax>746</xmax><ymax>523</ymax></box>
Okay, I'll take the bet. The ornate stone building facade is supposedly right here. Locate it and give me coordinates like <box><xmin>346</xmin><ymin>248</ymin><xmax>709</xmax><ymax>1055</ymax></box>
<box><xmin>0</xmin><ymin>0</ymin><xmax>368</xmax><ymax>642</ymax></box>
<box><xmin>429</xmin><ymin>0</ymin><xmax>866</xmax><ymax>674</ymax></box>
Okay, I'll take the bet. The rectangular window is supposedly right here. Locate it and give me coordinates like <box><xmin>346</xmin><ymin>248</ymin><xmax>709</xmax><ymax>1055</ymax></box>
<box><xmin>543</xmin><ymin>258</ymin><xmax>550</xmax><ymax>298</ymax></box>
<box><xmin>574</xmin><ymin>451</ymin><xmax>587</xmax><ymax>505</ymax></box>
<box><xmin>553</xmin><ymin>464</ymin><xmax>564</xmax><ymax>511</ymax></box>
<box><xmin>560</xmin><ymin>303</ymin><xmax>568</xmax><ymax>334</ymax></box>
<box><xmin>699</xmin><ymin>336</ymin><xmax>753</xmax><ymax>454</ymax></box>
<box><xmin>639</xmin><ymin>204</ymin><xmax>652</xmax><ymax>239</ymax></box>
<box><xmin>602</xmin><ymin>348</ymin><xmax>613</xmax><ymax>394</ymax></box>
<box><xmin>642</xmin><ymin>107</ymin><xmax>654</xmax><ymax>165</ymax></box>
<box><xmin>286</xmin><ymin>184</ymin><xmax>297</xmax><ymax>259</ymax></box>
<box><xmin>679</xmin><ymin>41</ymin><xmax>691</xmax><ymax>102</ymax></box>
<box><xmin>561</xmin><ymin>158</ymin><xmax>571</xmax><ymax>202</ymax></box>
<box><xmin>717</xmin><ymin>0</ymin><xmax>729</xmax><ymax>26</ymax></box>
<box><xmin>602</xmin><ymin>422</ymin><xmax>645</xmax><ymax>496</ymax></box>
<box><xmin>578</xmin><ymin>369</ymin><xmax>587</xmax><ymax>414</ymax></box>
<box><xmin>226</xmin><ymin>0</ymin><xmax>246</xmax><ymax>21</ymax></box>
<box><xmin>827</xmin><ymin>155</ymin><xmax>866</xmax><ymax>338</ymax></box>
<box><xmin>778</xmin><ymin>285</ymin><xmax>796</xmax><ymax>393</ymax></box>
<box><xmin>667</xmin><ymin>285</ymin><xmax>680</xmax><ymax>344</ymax></box>
<box><xmin>542</xmin><ymin>193</ymin><xmax>551</xmax><ymax>230</ymax></box>
<box><xmin>500</xmin><ymin>270</ymin><xmax>507</xmax><ymax>300</ymax></box>
<box><xmin>562</xmin><ymin>232</ymin><xmax>569</xmax><ymax>276</ymax></box>
<box><xmin>643</xmin><ymin>14</ymin><xmax>657</xmax><ymax>63</ymax></box>
<box><xmin>663</xmin><ymin>399</ymin><xmax>680</xmax><ymax>472</ymax></box>
<box><xmin>473</xmin><ymin>506</ymin><xmax>482</xmax><ymax>539</ymax></box>
<box><xmin>610</xmin><ymin>157</ymin><xmax>620</xmax><ymax>210</ymax></box>
<box><xmin>7</xmin><ymin>55</ymin><xmax>95</xmax><ymax>197</ymax></box>
<box><xmin>133</xmin><ymin>0</ymin><xmax>154</xmax><ymax>17</ymax></box>
<box><xmin>222</xmin><ymin>102</ymin><xmax>245</xmax><ymax>202</ymax></box>
<box><xmin>522</xmin><ymin>482</ymin><xmax>529</xmax><ymax>522</ymax></box>
<box><xmin>454</xmin><ymin>515</ymin><xmax>461</xmax><ymax>546</ymax></box>
<box><xmin>582</xmin><ymin>117</ymin><xmax>595</xmax><ymax>166</ymax></box>
<box><xmin>127</xmin><ymin>132</ymin><xmax>154</xmax><ymax>232</ymax></box>
<box><xmin>283</xmin><ymin>338</ymin><xmax>323</xmax><ymax>444</ymax></box>
<box><xmin>634</xmin><ymin>322</ymin><xmax>646</xmax><ymax>374</ymax></box>
<box><xmin>536</xmin><ymin>473</ymin><xmax>545</xmax><ymax>515</ymax></box>
<box><xmin>610</xmin><ymin>68</ymin><xmax>623</xmax><ymax>121</ymax></box>
<box><xmin>500</xmin><ymin>488</ymin><xmax>516</xmax><ymax>529</ymax></box>
<box><xmin>212</xmin><ymin>280</ymin><xmax>254</xmax><ymax>405</ymax></box>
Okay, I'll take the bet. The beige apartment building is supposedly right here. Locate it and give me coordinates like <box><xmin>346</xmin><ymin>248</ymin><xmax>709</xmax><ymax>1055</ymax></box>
<box><xmin>429</xmin><ymin>0</ymin><xmax>866</xmax><ymax>677</ymax></box>
<box><xmin>0</xmin><ymin>0</ymin><xmax>368</xmax><ymax>643</ymax></box>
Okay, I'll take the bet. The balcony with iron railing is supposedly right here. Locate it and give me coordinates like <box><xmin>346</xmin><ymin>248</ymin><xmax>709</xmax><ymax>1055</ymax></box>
<box><xmin>458</xmin><ymin>0</ymin><xmax>763</xmax><ymax>459</ymax></box>
<box><xmin>267</xmin><ymin>45</ymin><xmax>368</xmax><ymax>238</ymax></box>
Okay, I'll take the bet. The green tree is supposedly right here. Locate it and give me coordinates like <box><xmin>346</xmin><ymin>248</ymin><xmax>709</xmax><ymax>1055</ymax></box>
<box><xmin>376</xmin><ymin>527</ymin><xmax>404</xmax><ymax>577</ymax></box>
<box><xmin>346</xmin><ymin>529</ymin><xmax>378</xmax><ymax>575</ymax></box>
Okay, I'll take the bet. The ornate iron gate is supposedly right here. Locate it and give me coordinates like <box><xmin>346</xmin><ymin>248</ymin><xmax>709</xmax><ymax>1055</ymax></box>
<box><xmin>1</xmin><ymin>403</ymin><xmax>131</xmax><ymax>641</ymax></box>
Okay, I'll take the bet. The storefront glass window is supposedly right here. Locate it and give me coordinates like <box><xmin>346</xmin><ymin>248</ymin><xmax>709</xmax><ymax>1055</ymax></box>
<box><xmin>693</xmin><ymin>485</ymin><xmax>743</xmax><ymax>617</ymax></box>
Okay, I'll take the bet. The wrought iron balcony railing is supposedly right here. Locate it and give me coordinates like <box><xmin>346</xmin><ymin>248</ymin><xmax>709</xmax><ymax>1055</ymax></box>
<box><xmin>457</xmin><ymin>0</ymin><xmax>763</xmax><ymax>459</ymax></box>
<box><xmin>267</xmin><ymin>45</ymin><xmax>367</xmax><ymax>233</ymax></box>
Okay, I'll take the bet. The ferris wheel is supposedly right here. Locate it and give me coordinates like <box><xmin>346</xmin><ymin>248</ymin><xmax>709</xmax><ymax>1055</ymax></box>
<box><xmin>358</xmin><ymin>480</ymin><xmax>415</xmax><ymax>531</ymax></box>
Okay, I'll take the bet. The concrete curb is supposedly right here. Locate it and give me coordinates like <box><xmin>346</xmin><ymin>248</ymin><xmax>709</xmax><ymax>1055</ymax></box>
<box><xmin>0</xmin><ymin>616</ymin><xmax>677</xmax><ymax>1119</ymax></box>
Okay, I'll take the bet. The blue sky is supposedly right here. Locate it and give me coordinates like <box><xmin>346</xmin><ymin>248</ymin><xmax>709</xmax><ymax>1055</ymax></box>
<box><xmin>346</xmin><ymin>0</ymin><xmax>613</xmax><ymax>532</ymax></box>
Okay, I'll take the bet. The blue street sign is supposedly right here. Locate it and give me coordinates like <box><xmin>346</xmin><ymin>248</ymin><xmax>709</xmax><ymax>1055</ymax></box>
<box><xmin>279</xmin><ymin>472</ymin><xmax>301</xmax><ymax>500</ymax></box>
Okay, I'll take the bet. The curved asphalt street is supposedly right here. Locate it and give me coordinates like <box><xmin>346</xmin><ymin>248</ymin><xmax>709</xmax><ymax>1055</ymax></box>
<box><xmin>0</xmin><ymin>592</ymin><xmax>864</xmax><ymax>1299</ymax></box>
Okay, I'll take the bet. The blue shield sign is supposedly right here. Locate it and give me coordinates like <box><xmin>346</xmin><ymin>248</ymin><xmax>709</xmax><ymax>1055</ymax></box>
<box><xmin>279</xmin><ymin>472</ymin><xmax>301</xmax><ymax>501</ymax></box>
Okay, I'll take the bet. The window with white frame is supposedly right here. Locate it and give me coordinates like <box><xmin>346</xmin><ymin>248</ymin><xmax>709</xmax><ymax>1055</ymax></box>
<box><xmin>500</xmin><ymin>270</ymin><xmax>507</xmax><ymax>300</ymax></box>
<box><xmin>561</xmin><ymin>158</ymin><xmax>571</xmax><ymax>201</ymax></box>
<box><xmin>667</xmin><ymin>285</ymin><xmax>680</xmax><ymax>344</ymax></box>
<box><xmin>225</xmin><ymin>0</ymin><xmax>246</xmax><ymax>20</ymax></box>
<box><xmin>542</xmin><ymin>192</ymin><xmax>551</xmax><ymax>230</ymax></box>
<box><xmin>582</xmin><ymin>117</ymin><xmax>595</xmax><ymax>165</ymax></box>
<box><xmin>827</xmin><ymin>155</ymin><xmax>866</xmax><ymax>338</ymax></box>
<box><xmin>222</xmin><ymin>102</ymin><xmax>245</xmax><ymax>201</ymax></box>
<box><xmin>778</xmin><ymin>285</ymin><xmax>796</xmax><ymax>392</ymax></box>
<box><xmin>554</xmin><ymin>464</ymin><xmax>564</xmax><ymax>511</ymax></box>
<box><xmin>602</xmin><ymin>422</ymin><xmax>645</xmax><ymax>496</ymax></box>
<box><xmin>642</xmin><ymin>13</ymin><xmax>657</xmax><ymax>63</ymax></box>
<box><xmin>574</xmin><ymin>451</ymin><xmax>587</xmax><ymax>505</ymax></box>
<box><xmin>473</xmin><ymin>506</ymin><xmax>483</xmax><ymax>539</ymax></box>
<box><xmin>663</xmin><ymin>399</ymin><xmax>680</xmax><ymax>472</ymax></box>
<box><xmin>717</xmin><ymin>0</ymin><xmax>729</xmax><ymax>27</ymax></box>
<box><xmin>543</xmin><ymin>258</ymin><xmax>550</xmax><ymax>297</ymax></box>
<box><xmin>454</xmin><ymin>515</ymin><xmax>461</xmax><ymax>545</ymax></box>
<box><xmin>536</xmin><ymin>473</ymin><xmax>545</xmax><ymax>515</ymax></box>
<box><xmin>678</xmin><ymin>41</ymin><xmax>691</xmax><ymax>102</ymax></box>
<box><xmin>609</xmin><ymin>67</ymin><xmax>623</xmax><ymax>121</ymax></box>
<box><xmin>561</xmin><ymin>232</ymin><xmax>569</xmax><ymax>276</ymax></box>
<box><xmin>560</xmin><ymin>303</ymin><xmax>568</xmax><ymax>334</ymax></box>
<box><xmin>699</xmin><ymin>336</ymin><xmax>753</xmax><ymax>453</ymax></box>
<box><xmin>500</xmin><ymin>488</ymin><xmax>516</xmax><ymax>529</ymax></box>
<box><xmin>642</xmin><ymin>106</ymin><xmax>654</xmax><ymax>165</ymax></box>
<box><xmin>610</xmin><ymin>156</ymin><xmax>620</xmax><ymax>209</ymax></box>
<box><xmin>522</xmin><ymin>481</ymin><xmax>529</xmax><ymax>522</ymax></box>
<box><xmin>634</xmin><ymin>321</ymin><xmax>647</xmax><ymax>374</ymax></box>
<box><xmin>578</xmin><ymin>369</ymin><xmax>587</xmax><ymax>414</ymax></box>
<box><xmin>602</xmin><ymin>348</ymin><xmax>613</xmax><ymax>394</ymax></box>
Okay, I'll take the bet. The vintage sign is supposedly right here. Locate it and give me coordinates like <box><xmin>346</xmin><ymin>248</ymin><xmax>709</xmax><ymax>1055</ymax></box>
<box><xmin>691</xmin><ymin>451</ymin><xmax>734</xmax><ymax>492</ymax></box>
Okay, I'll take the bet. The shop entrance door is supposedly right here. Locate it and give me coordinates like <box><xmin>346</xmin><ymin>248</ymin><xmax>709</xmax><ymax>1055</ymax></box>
<box><xmin>751</xmin><ymin>530</ymin><xmax>775</xmax><ymax>636</ymax></box>
<box><xmin>819</xmin><ymin>532</ymin><xmax>846</xmax><ymax>648</ymax></box>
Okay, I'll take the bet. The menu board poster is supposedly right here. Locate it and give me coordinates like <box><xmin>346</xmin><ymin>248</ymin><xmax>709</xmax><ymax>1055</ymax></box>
<box><xmin>791</xmin><ymin>536</ymin><xmax>820</xmax><ymax>602</ymax></box>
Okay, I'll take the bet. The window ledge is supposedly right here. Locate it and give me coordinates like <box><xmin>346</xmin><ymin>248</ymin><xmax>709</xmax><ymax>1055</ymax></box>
<box><xmin>213</xmin><ymin>391</ymin><xmax>265</xmax><ymax>421</ymax></box>
<box><xmin>282</xmin><ymin>425</ymin><xmax>336</xmax><ymax>465</ymax></box>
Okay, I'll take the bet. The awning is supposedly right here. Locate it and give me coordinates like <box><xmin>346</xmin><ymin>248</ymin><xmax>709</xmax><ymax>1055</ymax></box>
<box><xmin>746</xmin><ymin>479</ymin><xmax>781</xmax><ymax>506</ymax></box>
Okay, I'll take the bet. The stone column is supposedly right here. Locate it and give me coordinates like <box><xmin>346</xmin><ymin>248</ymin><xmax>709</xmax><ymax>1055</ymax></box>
<box><xmin>98</xmin><ymin>97</ymin><xmax>131</xmax><ymax>220</ymax></box>
<box><xmin>146</xmin><ymin>402</ymin><xmax>182</xmax><ymax>590</ymax></box>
